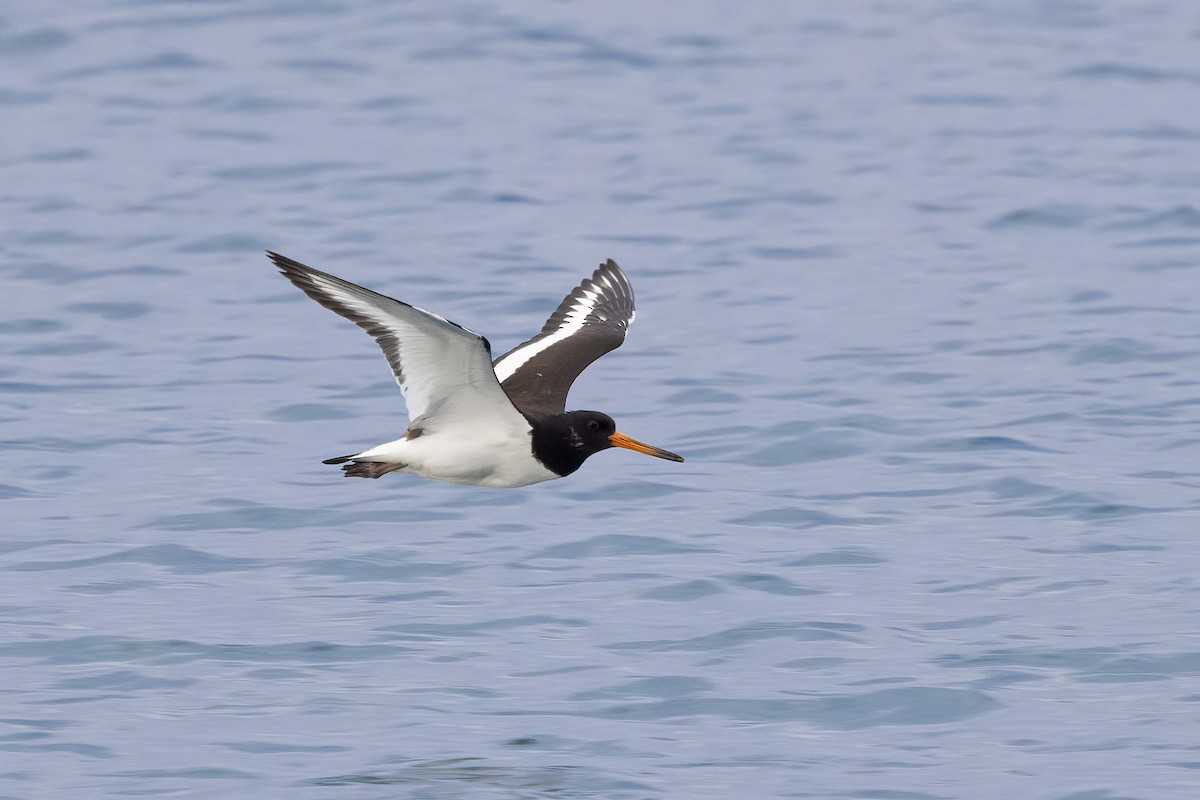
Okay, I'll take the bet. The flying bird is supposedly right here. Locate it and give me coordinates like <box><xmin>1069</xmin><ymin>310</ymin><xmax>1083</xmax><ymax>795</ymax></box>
<box><xmin>267</xmin><ymin>252</ymin><xmax>684</xmax><ymax>488</ymax></box>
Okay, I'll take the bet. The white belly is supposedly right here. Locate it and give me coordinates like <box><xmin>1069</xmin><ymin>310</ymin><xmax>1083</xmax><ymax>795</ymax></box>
<box><xmin>355</xmin><ymin>428</ymin><xmax>559</xmax><ymax>488</ymax></box>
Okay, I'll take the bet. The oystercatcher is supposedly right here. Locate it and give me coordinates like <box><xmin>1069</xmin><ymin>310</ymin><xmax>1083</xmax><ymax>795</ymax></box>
<box><xmin>267</xmin><ymin>252</ymin><xmax>684</xmax><ymax>487</ymax></box>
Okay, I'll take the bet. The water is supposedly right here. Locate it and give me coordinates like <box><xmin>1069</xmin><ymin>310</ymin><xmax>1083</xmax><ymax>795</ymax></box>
<box><xmin>3</xmin><ymin>1</ymin><xmax>1200</xmax><ymax>797</ymax></box>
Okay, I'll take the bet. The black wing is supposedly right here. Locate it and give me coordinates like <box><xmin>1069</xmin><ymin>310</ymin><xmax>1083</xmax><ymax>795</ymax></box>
<box><xmin>492</xmin><ymin>259</ymin><xmax>635</xmax><ymax>417</ymax></box>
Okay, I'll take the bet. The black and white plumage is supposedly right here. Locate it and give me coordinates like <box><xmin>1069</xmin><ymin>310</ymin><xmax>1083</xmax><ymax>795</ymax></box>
<box><xmin>267</xmin><ymin>252</ymin><xmax>683</xmax><ymax>488</ymax></box>
<box><xmin>493</xmin><ymin>260</ymin><xmax>634</xmax><ymax>417</ymax></box>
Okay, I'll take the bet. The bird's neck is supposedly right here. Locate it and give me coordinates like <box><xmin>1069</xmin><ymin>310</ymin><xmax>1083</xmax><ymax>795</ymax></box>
<box><xmin>525</xmin><ymin>413</ymin><xmax>589</xmax><ymax>477</ymax></box>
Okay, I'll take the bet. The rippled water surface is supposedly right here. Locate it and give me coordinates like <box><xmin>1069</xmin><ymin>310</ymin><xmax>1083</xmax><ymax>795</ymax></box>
<box><xmin>4</xmin><ymin>2</ymin><xmax>1200</xmax><ymax>798</ymax></box>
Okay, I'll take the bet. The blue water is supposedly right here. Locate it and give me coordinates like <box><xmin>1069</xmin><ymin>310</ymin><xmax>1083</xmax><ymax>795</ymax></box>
<box><xmin>3</xmin><ymin>1</ymin><xmax>1200</xmax><ymax>798</ymax></box>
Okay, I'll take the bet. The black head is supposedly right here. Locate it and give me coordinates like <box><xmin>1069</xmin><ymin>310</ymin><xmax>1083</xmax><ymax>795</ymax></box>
<box><xmin>528</xmin><ymin>410</ymin><xmax>685</xmax><ymax>477</ymax></box>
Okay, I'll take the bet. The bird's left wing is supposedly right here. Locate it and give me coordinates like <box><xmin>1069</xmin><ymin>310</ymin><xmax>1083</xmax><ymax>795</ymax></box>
<box><xmin>492</xmin><ymin>259</ymin><xmax>635</xmax><ymax>417</ymax></box>
<box><xmin>268</xmin><ymin>251</ymin><xmax>520</xmax><ymax>427</ymax></box>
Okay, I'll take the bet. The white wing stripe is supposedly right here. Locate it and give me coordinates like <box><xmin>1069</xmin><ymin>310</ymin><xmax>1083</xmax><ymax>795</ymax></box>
<box><xmin>493</xmin><ymin>290</ymin><xmax>603</xmax><ymax>383</ymax></box>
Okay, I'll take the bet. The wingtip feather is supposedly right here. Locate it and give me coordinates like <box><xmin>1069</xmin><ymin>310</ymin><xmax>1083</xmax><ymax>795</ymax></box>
<box><xmin>265</xmin><ymin>250</ymin><xmax>306</xmax><ymax>273</ymax></box>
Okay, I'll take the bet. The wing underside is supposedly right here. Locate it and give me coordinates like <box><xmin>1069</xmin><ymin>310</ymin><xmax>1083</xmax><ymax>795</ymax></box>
<box><xmin>268</xmin><ymin>251</ymin><xmax>519</xmax><ymax>426</ymax></box>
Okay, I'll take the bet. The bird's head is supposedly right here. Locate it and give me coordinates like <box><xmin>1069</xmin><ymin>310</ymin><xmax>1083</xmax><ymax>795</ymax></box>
<box><xmin>528</xmin><ymin>410</ymin><xmax>684</xmax><ymax>477</ymax></box>
<box><xmin>562</xmin><ymin>410</ymin><xmax>685</xmax><ymax>463</ymax></box>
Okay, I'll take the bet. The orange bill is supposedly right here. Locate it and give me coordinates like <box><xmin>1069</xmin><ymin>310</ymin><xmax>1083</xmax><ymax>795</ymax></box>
<box><xmin>609</xmin><ymin>432</ymin><xmax>685</xmax><ymax>462</ymax></box>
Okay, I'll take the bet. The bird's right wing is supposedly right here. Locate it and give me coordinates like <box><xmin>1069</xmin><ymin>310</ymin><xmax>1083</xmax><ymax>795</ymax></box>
<box><xmin>268</xmin><ymin>252</ymin><xmax>520</xmax><ymax>426</ymax></box>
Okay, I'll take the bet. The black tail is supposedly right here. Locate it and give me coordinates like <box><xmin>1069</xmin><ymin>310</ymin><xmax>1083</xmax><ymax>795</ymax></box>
<box><xmin>340</xmin><ymin>461</ymin><xmax>405</xmax><ymax>479</ymax></box>
<box><xmin>322</xmin><ymin>454</ymin><xmax>356</xmax><ymax>465</ymax></box>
